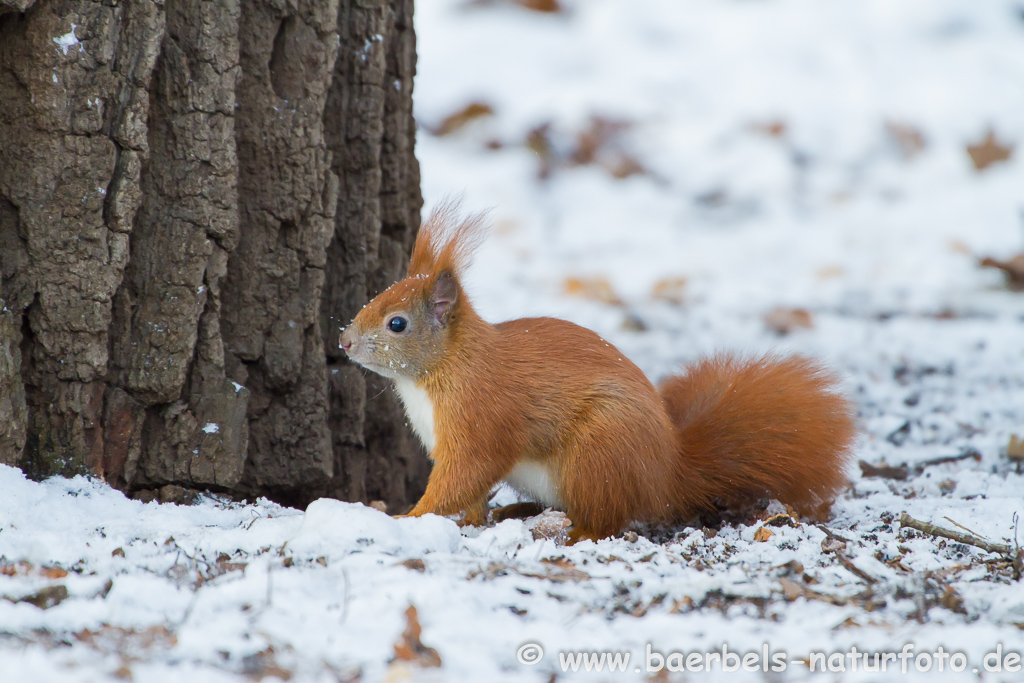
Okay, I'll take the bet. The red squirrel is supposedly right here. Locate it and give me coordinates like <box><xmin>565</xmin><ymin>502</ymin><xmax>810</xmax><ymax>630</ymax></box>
<box><xmin>340</xmin><ymin>203</ymin><xmax>856</xmax><ymax>544</ymax></box>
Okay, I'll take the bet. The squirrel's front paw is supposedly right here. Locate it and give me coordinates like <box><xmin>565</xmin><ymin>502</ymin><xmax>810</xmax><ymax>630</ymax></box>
<box><xmin>457</xmin><ymin>510</ymin><xmax>488</xmax><ymax>528</ymax></box>
<box><xmin>394</xmin><ymin>506</ymin><xmax>429</xmax><ymax>519</ymax></box>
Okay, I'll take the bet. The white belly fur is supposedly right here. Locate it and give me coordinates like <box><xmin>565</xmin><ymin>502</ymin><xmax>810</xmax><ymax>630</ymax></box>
<box><xmin>505</xmin><ymin>460</ymin><xmax>563</xmax><ymax>508</ymax></box>
<box><xmin>392</xmin><ymin>379</ymin><xmax>561</xmax><ymax>508</ymax></box>
<box><xmin>393</xmin><ymin>378</ymin><xmax>436</xmax><ymax>453</ymax></box>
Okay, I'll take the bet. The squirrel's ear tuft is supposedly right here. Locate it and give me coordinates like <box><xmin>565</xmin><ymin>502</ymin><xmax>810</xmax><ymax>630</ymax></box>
<box><xmin>408</xmin><ymin>196</ymin><xmax>489</xmax><ymax>278</ymax></box>
<box><xmin>429</xmin><ymin>271</ymin><xmax>458</xmax><ymax>326</ymax></box>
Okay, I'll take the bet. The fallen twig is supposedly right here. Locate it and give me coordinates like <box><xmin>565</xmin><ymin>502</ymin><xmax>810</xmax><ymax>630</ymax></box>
<box><xmin>778</xmin><ymin>577</ymin><xmax>881</xmax><ymax>610</ymax></box>
<box><xmin>858</xmin><ymin>460</ymin><xmax>909</xmax><ymax>481</ymax></box>
<box><xmin>859</xmin><ymin>449</ymin><xmax>981</xmax><ymax>482</ymax></box>
<box><xmin>815</xmin><ymin>524</ymin><xmax>852</xmax><ymax>544</ymax></box>
<box><xmin>835</xmin><ymin>550</ymin><xmax>878</xmax><ymax>584</ymax></box>
<box><xmin>899</xmin><ymin>513</ymin><xmax>1011</xmax><ymax>555</ymax></box>
<box><xmin>942</xmin><ymin>516</ymin><xmax>987</xmax><ymax>540</ymax></box>
<box><xmin>913</xmin><ymin>449</ymin><xmax>981</xmax><ymax>474</ymax></box>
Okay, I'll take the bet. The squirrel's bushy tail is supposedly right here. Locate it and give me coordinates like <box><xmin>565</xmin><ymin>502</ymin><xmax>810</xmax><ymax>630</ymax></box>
<box><xmin>659</xmin><ymin>354</ymin><xmax>856</xmax><ymax>521</ymax></box>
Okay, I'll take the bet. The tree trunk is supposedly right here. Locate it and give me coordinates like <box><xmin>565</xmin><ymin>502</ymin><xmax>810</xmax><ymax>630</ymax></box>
<box><xmin>0</xmin><ymin>0</ymin><xmax>428</xmax><ymax>509</ymax></box>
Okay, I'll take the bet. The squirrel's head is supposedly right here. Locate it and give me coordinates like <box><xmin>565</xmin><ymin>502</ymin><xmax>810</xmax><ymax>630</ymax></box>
<box><xmin>340</xmin><ymin>270</ymin><xmax>461</xmax><ymax>380</ymax></box>
<box><xmin>340</xmin><ymin>201</ymin><xmax>487</xmax><ymax>381</ymax></box>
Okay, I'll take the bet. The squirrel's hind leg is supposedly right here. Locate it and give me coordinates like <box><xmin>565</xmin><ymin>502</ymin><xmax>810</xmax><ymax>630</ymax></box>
<box><xmin>557</xmin><ymin>398</ymin><xmax>677</xmax><ymax>544</ymax></box>
<box><xmin>555</xmin><ymin>422</ymin><xmax>643</xmax><ymax>544</ymax></box>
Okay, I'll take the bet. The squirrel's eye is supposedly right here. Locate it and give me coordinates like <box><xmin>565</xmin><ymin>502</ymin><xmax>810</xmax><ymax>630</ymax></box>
<box><xmin>387</xmin><ymin>316</ymin><xmax>408</xmax><ymax>334</ymax></box>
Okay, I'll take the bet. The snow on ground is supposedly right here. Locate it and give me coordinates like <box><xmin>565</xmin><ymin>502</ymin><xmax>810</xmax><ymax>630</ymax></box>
<box><xmin>3</xmin><ymin>0</ymin><xmax>1024</xmax><ymax>681</ymax></box>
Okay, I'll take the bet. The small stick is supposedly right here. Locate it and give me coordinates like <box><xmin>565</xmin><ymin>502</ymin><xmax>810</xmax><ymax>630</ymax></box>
<box><xmin>815</xmin><ymin>524</ymin><xmax>852</xmax><ymax>543</ymax></box>
<box><xmin>927</xmin><ymin>563</ymin><xmax>973</xmax><ymax>580</ymax></box>
<box><xmin>912</xmin><ymin>448</ymin><xmax>981</xmax><ymax>474</ymax></box>
<box><xmin>942</xmin><ymin>516</ymin><xmax>987</xmax><ymax>540</ymax></box>
<box><xmin>835</xmin><ymin>550</ymin><xmax>878</xmax><ymax>584</ymax></box>
<box><xmin>858</xmin><ymin>460</ymin><xmax>908</xmax><ymax>481</ymax></box>
<box><xmin>899</xmin><ymin>513</ymin><xmax>1011</xmax><ymax>555</ymax></box>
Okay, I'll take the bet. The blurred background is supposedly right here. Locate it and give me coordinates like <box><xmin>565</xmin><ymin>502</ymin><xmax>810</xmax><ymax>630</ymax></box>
<box><xmin>415</xmin><ymin>0</ymin><xmax>1023</xmax><ymax>357</ymax></box>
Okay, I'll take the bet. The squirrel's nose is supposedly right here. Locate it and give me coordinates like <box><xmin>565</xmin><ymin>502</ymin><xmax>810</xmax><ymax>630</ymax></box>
<box><xmin>339</xmin><ymin>328</ymin><xmax>354</xmax><ymax>352</ymax></box>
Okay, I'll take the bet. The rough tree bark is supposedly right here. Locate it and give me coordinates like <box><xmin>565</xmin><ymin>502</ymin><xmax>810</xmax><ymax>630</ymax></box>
<box><xmin>0</xmin><ymin>0</ymin><xmax>428</xmax><ymax>509</ymax></box>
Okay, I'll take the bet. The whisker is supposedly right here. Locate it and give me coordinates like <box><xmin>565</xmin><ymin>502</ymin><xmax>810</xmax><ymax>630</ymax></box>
<box><xmin>356</xmin><ymin>366</ymin><xmax>392</xmax><ymax>402</ymax></box>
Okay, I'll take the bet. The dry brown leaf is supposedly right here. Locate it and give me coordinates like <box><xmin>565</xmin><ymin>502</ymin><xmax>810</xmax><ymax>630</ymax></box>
<box><xmin>885</xmin><ymin>121</ymin><xmax>927</xmax><ymax>159</ymax></box>
<box><xmin>750</xmin><ymin>120</ymin><xmax>787</xmax><ymax>137</ymax></box>
<box><xmin>514</xmin><ymin>0</ymin><xmax>562</xmax><ymax>12</ymax></box>
<box><xmin>526</xmin><ymin>122</ymin><xmax>554</xmax><ymax>180</ymax></box>
<box><xmin>15</xmin><ymin>585</ymin><xmax>68</xmax><ymax>609</ymax></box>
<box><xmin>948</xmin><ymin>240</ymin><xmax>972</xmax><ymax>255</ymax></box>
<box><xmin>779</xmin><ymin>577</ymin><xmax>852</xmax><ymax>606</ymax></box>
<box><xmin>400</xmin><ymin>559</ymin><xmax>426</xmax><ymax>572</ymax></box>
<box><xmin>215</xmin><ymin>556</ymin><xmax>247</xmax><ymax>575</ymax></box>
<box><xmin>1008</xmin><ymin>435</ymin><xmax>1024</xmax><ymax>465</ymax></box>
<box><xmin>76</xmin><ymin>625</ymin><xmax>178</xmax><ymax>656</ymax></box>
<box><xmin>241</xmin><ymin>646</ymin><xmax>293</xmax><ymax>681</ymax></box>
<box><xmin>607</xmin><ymin>154</ymin><xmax>645</xmax><ymax>179</ymax></box>
<box><xmin>570</xmin><ymin>116</ymin><xmax>630</xmax><ymax>166</ymax></box>
<box><xmin>775</xmin><ymin>560</ymin><xmax>804</xmax><ymax>576</ymax></box>
<box><xmin>669</xmin><ymin>596</ymin><xmax>694</xmax><ymax>613</ymax></box>
<box><xmin>567</xmin><ymin>116</ymin><xmax>645</xmax><ymax>179</ymax></box>
<box><xmin>979</xmin><ymin>253</ymin><xmax>1024</xmax><ymax>291</ymax></box>
<box><xmin>1</xmin><ymin>561</ymin><xmax>71</xmax><ymax>580</ymax></box>
<box><xmin>753</xmin><ymin>527</ymin><xmax>775</xmax><ymax>542</ymax></box>
<box><xmin>393</xmin><ymin>605</ymin><xmax>442</xmax><ymax>668</ymax></box>
<box><xmin>620</xmin><ymin>313</ymin><xmax>647</xmax><ymax>332</ymax></box>
<box><xmin>967</xmin><ymin>130</ymin><xmax>1014</xmax><ymax>171</ymax></box>
<box><xmin>433</xmin><ymin>102</ymin><xmax>494</xmax><ymax>137</ymax></box>
<box><xmin>520</xmin><ymin>558</ymin><xmax>589</xmax><ymax>583</ymax></box>
<box><xmin>563</xmin><ymin>276</ymin><xmax>622</xmax><ymax>305</ymax></box>
<box><xmin>815</xmin><ymin>265</ymin><xmax>844</xmax><ymax>280</ymax></box>
<box><xmin>465</xmin><ymin>561</ymin><xmax>511</xmax><ymax>581</ymax></box>
<box><xmin>763</xmin><ymin>307</ymin><xmax>813</xmax><ymax>335</ymax></box>
<box><xmin>525</xmin><ymin>114</ymin><xmax>645</xmax><ymax>181</ymax></box>
<box><xmin>541</xmin><ymin>556</ymin><xmax>577</xmax><ymax>569</ymax></box>
<box><xmin>779</xmin><ymin>577</ymin><xmax>807</xmax><ymax>601</ymax></box>
<box><xmin>940</xmin><ymin>587</ymin><xmax>967</xmax><ymax>614</ymax></box>
<box><xmin>650</xmin><ymin>277</ymin><xmax>687</xmax><ymax>305</ymax></box>
<box><xmin>0</xmin><ymin>560</ymin><xmax>32</xmax><ymax>576</ymax></box>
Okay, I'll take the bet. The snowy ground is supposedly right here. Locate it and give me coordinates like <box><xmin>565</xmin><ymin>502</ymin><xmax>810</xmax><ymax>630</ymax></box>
<box><xmin>3</xmin><ymin>0</ymin><xmax>1024</xmax><ymax>681</ymax></box>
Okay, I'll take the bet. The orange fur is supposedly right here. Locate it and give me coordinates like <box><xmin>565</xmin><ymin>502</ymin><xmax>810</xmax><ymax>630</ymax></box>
<box><xmin>340</xmin><ymin>205</ymin><xmax>857</xmax><ymax>542</ymax></box>
<box><xmin>407</xmin><ymin>198</ymin><xmax>488</xmax><ymax>279</ymax></box>
<box><xmin>660</xmin><ymin>354</ymin><xmax>856</xmax><ymax>521</ymax></box>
